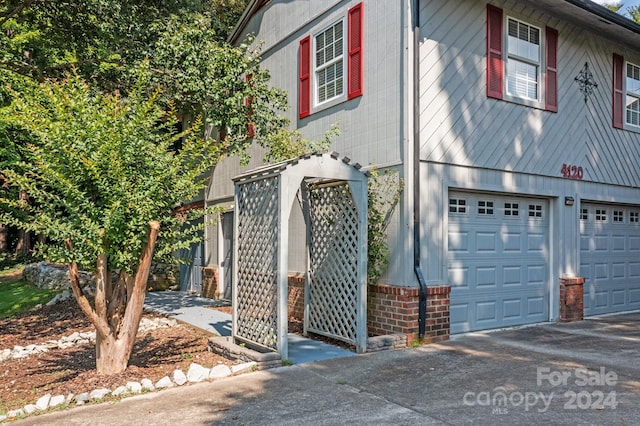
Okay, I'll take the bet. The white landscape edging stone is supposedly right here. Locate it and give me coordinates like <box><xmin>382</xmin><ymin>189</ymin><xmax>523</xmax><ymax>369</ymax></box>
<box><xmin>0</xmin><ymin>317</ymin><xmax>177</xmax><ymax>363</ymax></box>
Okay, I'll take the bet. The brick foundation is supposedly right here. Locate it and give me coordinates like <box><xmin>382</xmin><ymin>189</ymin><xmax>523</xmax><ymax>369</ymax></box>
<box><xmin>288</xmin><ymin>274</ymin><xmax>305</xmax><ymax>322</ymax></box>
<box><xmin>560</xmin><ymin>277</ymin><xmax>584</xmax><ymax>322</ymax></box>
<box><xmin>201</xmin><ymin>266</ymin><xmax>219</xmax><ymax>299</ymax></box>
<box><xmin>367</xmin><ymin>283</ymin><xmax>451</xmax><ymax>344</ymax></box>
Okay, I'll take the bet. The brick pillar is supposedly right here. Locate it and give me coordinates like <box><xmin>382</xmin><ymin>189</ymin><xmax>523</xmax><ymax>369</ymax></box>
<box><xmin>367</xmin><ymin>283</ymin><xmax>451</xmax><ymax>344</ymax></box>
<box><xmin>201</xmin><ymin>266</ymin><xmax>218</xmax><ymax>299</ymax></box>
<box><xmin>288</xmin><ymin>274</ymin><xmax>305</xmax><ymax>322</ymax></box>
<box><xmin>560</xmin><ymin>277</ymin><xmax>584</xmax><ymax>322</ymax></box>
<box><xmin>424</xmin><ymin>285</ymin><xmax>451</xmax><ymax>343</ymax></box>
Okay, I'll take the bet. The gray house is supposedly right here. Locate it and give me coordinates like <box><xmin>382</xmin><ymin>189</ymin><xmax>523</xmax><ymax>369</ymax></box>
<box><xmin>201</xmin><ymin>0</ymin><xmax>640</xmax><ymax>343</ymax></box>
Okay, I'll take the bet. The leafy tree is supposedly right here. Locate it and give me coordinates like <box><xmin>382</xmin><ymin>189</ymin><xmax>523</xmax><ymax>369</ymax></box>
<box><xmin>0</xmin><ymin>72</ymin><xmax>231</xmax><ymax>374</ymax></box>
<box><xmin>602</xmin><ymin>2</ymin><xmax>623</xmax><ymax>12</ymax></box>
<box><xmin>628</xmin><ymin>5</ymin><xmax>640</xmax><ymax>22</ymax></box>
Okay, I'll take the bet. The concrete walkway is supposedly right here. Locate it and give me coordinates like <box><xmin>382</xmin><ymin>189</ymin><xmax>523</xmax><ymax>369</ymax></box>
<box><xmin>144</xmin><ymin>291</ymin><xmax>355</xmax><ymax>365</ymax></box>
<box><xmin>14</xmin><ymin>312</ymin><xmax>640</xmax><ymax>425</ymax></box>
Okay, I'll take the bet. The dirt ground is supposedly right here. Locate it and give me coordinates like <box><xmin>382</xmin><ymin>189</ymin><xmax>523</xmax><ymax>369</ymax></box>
<box><xmin>0</xmin><ymin>299</ymin><xmax>234</xmax><ymax>414</ymax></box>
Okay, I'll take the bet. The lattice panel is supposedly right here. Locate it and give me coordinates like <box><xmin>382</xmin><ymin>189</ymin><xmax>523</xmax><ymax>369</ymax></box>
<box><xmin>235</xmin><ymin>176</ymin><xmax>279</xmax><ymax>350</ymax></box>
<box><xmin>307</xmin><ymin>182</ymin><xmax>359</xmax><ymax>344</ymax></box>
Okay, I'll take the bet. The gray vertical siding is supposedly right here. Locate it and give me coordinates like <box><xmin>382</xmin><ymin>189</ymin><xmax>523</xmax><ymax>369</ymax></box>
<box><xmin>419</xmin><ymin>0</ymin><xmax>640</xmax><ymax>187</ymax></box>
<box><xmin>206</xmin><ymin>0</ymin><xmax>413</xmax><ymax>285</ymax></box>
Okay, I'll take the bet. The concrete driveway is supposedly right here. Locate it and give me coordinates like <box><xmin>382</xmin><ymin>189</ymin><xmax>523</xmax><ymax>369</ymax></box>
<box><xmin>14</xmin><ymin>313</ymin><xmax>640</xmax><ymax>425</ymax></box>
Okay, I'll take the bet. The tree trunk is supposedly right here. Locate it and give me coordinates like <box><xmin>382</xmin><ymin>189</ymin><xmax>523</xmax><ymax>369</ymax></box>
<box><xmin>94</xmin><ymin>221</ymin><xmax>161</xmax><ymax>375</ymax></box>
<box><xmin>95</xmin><ymin>333</ymin><xmax>129</xmax><ymax>374</ymax></box>
<box><xmin>0</xmin><ymin>224</ymin><xmax>7</xmax><ymax>253</ymax></box>
<box><xmin>14</xmin><ymin>191</ymin><xmax>31</xmax><ymax>256</ymax></box>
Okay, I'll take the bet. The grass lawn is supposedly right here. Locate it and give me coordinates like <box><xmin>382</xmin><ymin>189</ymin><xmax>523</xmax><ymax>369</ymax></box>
<box><xmin>0</xmin><ymin>269</ymin><xmax>59</xmax><ymax>318</ymax></box>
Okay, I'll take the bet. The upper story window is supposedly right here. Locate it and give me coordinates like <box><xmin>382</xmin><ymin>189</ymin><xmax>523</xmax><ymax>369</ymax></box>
<box><xmin>613</xmin><ymin>54</ymin><xmax>640</xmax><ymax>131</ymax></box>
<box><xmin>486</xmin><ymin>5</ymin><xmax>557</xmax><ymax>112</ymax></box>
<box><xmin>506</xmin><ymin>18</ymin><xmax>540</xmax><ymax>101</ymax></box>
<box><xmin>626</xmin><ymin>62</ymin><xmax>640</xmax><ymax>127</ymax></box>
<box><xmin>298</xmin><ymin>2</ymin><xmax>363</xmax><ymax>119</ymax></box>
<box><xmin>315</xmin><ymin>21</ymin><xmax>345</xmax><ymax>104</ymax></box>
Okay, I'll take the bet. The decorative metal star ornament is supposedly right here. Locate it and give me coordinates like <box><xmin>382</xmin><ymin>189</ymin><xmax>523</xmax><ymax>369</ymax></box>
<box><xmin>575</xmin><ymin>62</ymin><xmax>598</xmax><ymax>103</ymax></box>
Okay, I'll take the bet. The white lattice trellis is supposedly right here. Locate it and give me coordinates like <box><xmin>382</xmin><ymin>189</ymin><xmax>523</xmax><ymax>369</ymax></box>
<box><xmin>305</xmin><ymin>182</ymin><xmax>359</xmax><ymax>344</ymax></box>
<box><xmin>234</xmin><ymin>176</ymin><xmax>279</xmax><ymax>350</ymax></box>
<box><xmin>233</xmin><ymin>153</ymin><xmax>368</xmax><ymax>359</ymax></box>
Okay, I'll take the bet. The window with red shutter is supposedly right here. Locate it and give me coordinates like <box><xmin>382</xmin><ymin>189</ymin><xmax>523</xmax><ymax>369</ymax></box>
<box><xmin>299</xmin><ymin>36</ymin><xmax>311</xmax><ymax>119</ymax></box>
<box><xmin>545</xmin><ymin>26</ymin><xmax>558</xmax><ymax>112</ymax></box>
<box><xmin>299</xmin><ymin>3</ymin><xmax>364</xmax><ymax>117</ymax></box>
<box><xmin>348</xmin><ymin>2</ymin><xmax>364</xmax><ymax>99</ymax></box>
<box><xmin>486</xmin><ymin>4</ymin><xmax>559</xmax><ymax>112</ymax></box>
<box><xmin>486</xmin><ymin>5</ymin><xmax>503</xmax><ymax>99</ymax></box>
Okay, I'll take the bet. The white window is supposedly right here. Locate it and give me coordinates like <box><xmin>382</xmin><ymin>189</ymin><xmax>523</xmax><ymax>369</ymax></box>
<box><xmin>449</xmin><ymin>198</ymin><xmax>467</xmax><ymax>214</ymax></box>
<box><xmin>528</xmin><ymin>204</ymin><xmax>543</xmax><ymax>218</ymax></box>
<box><xmin>580</xmin><ymin>208</ymin><xmax>589</xmax><ymax>221</ymax></box>
<box><xmin>315</xmin><ymin>21</ymin><xmax>344</xmax><ymax>104</ymax></box>
<box><xmin>613</xmin><ymin>210</ymin><xmax>624</xmax><ymax>223</ymax></box>
<box><xmin>630</xmin><ymin>211</ymin><xmax>639</xmax><ymax>223</ymax></box>
<box><xmin>478</xmin><ymin>200</ymin><xmax>494</xmax><ymax>215</ymax></box>
<box><xmin>627</xmin><ymin>62</ymin><xmax>640</xmax><ymax>127</ymax></box>
<box><xmin>506</xmin><ymin>18</ymin><xmax>540</xmax><ymax>101</ymax></box>
<box><xmin>596</xmin><ymin>209</ymin><xmax>607</xmax><ymax>222</ymax></box>
<box><xmin>504</xmin><ymin>202</ymin><xmax>519</xmax><ymax>217</ymax></box>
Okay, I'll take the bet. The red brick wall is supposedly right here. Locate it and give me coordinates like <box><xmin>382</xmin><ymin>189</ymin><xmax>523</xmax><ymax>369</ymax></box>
<box><xmin>288</xmin><ymin>274</ymin><xmax>305</xmax><ymax>322</ymax></box>
<box><xmin>367</xmin><ymin>283</ymin><xmax>451</xmax><ymax>343</ymax></box>
<box><xmin>201</xmin><ymin>266</ymin><xmax>219</xmax><ymax>299</ymax></box>
<box><xmin>424</xmin><ymin>286</ymin><xmax>451</xmax><ymax>343</ymax></box>
<box><xmin>560</xmin><ymin>277</ymin><xmax>584</xmax><ymax>322</ymax></box>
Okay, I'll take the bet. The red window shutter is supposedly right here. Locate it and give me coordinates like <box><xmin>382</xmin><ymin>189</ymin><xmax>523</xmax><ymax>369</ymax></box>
<box><xmin>612</xmin><ymin>53</ymin><xmax>624</xmax><ymax>129</ymax></box>
<box><xmin>348</xmin><ymin>2</ymin><xmax>364</xmax><ymax>99</ymax></box>
<box><xmin>486</xmin><ymin>4</ymin><xmax>503</xmax><ymax>99</ymax></box>
<box><xmin>299</xmin><ymin>35</ymin><xmax>311</xmax><ymax>119</ymax></box>
<box><xmin>545</xmin><ymin>27</ymin><xmax>558</xmax><ymax>112</ymax></box>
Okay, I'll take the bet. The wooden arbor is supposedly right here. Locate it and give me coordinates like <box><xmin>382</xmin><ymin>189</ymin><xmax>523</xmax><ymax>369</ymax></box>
<box><xmin>232</xmin><ymin>153</ymin><xmax>368</xmax><ymax>359</ymax></box>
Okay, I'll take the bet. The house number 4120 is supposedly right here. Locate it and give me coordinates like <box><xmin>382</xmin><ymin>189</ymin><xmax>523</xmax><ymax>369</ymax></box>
<box><xmin>561</xmin><ymin>164</ymin><xmax>583</xmax><ymax>180</ymax></box>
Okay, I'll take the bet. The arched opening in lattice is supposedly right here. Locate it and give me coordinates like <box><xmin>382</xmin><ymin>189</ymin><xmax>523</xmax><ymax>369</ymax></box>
<box><xmin>232</xmin><ymin>153</ymin><xmax>368</xmax><ymax>359</ymax></box>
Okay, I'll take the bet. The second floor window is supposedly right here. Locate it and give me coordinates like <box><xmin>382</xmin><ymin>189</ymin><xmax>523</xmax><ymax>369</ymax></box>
<box><xmin>627</xmin><ymin>62</ymin><xmax>640</xmax><ymax>127</ymax></box>
<box><xmin>315</xmin><ymin>21</ymin><xmax>345</xmax><ymax>104</ymax></box>
<box><xmin>507</xmin><ymin>18</ymin><xmax>540</xmax><ymax>101</ymax></box>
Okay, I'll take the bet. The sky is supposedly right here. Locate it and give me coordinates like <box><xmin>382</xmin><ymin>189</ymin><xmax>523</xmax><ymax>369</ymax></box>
<box><xmin>592</xmin><ymin>0</ymin><xmax>640</xmax><ymax>17</ymax></box>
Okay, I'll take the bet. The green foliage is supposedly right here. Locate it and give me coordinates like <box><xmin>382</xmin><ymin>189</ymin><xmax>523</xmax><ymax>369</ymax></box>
<box><xmin>0</xmin><ymin>278</ymin><xmax>59</xmax><ymax>318</ymax></box>
<box><xmin>602</xmin><ymin>2</ymin><xmax>623</xmax><ymax>12</ymax></box>
<box><xmin>0</xmin><ymin>72</ymin><xmax>221</xmax><ymax>272</ymax></box>
<box><xmin>263</xmin><ymin>123</ymin><xmax>340</xmax><ymax>163</ymax></box>
<box><xmin>628</xmin><ymin>5</ymin><xmax>640</xmax><ymax>22</ymax></box>
<box><xmin>367</xmin><ymin>169</ymin><xmax>404</xmax><ymax>284</ymax></box>
<box><xmin>0</xmin><ymin>0</ymin><xmax>249</xmax><ymax>87</ymax></box>
<box><xmin>150</xmin><ymin>19</ymin><xmax>289</xmax><ymax>165</ymax></box>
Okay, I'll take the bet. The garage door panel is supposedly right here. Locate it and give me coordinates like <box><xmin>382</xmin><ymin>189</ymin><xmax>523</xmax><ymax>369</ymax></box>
<box><xmin>528</xmin><ymin>296</ymin><xmax>545</xmax><ymax>315</ymax></box>
<box><xmin>612</xmin><ymin>236</ymin><xmax>626</xmax><ymax>251</ymax></box>
<box><xmin>503</xmin><ymin>233</ymin><xmax>522</xmax><ymax>251</ymax></box>
<box><xmin>527</xmin><ymin>233</ymin><xmax>546</xmax><ymax>252</ymax></box>
<box><xmin>503</xmin><ymin>299</ymin><xmax>522</xmax><ymax>318</ymax></box>
<box><xmin>612</xmin><ymin>263</ymin><xmax>626</xmax><ymax>278</ymax></box>
<box><xmin>448</xmin><ymin>191</ymin><xmax>549</xmax><ymax>333</ymax></box>
<box><xmin>503</xmin><ymin>266</ymin><xmax>522</xmax><ymax>286</ymax></box>
<box><xmin>612</xmin><ymin>290</ymin><xmax>626</xmax><ymax>306</ymax></box>
<box><xmin>477</xmin><ymin>232</ymin><xmax>497</xmax><ymax>252</ymax></box>
<box><xmin>630</xmin><ymin>289</ymin><xmax>640</xmax><ymax>304</ymax></box>
<box><xmin>581</xmin><ymin>202</ymin><xmax>640</xmax><ymax>315</ymax></box>
<box><xmin>448</xmin><ymin>231</ymin><xmax>469</xmax><ymax>252</ymax></box>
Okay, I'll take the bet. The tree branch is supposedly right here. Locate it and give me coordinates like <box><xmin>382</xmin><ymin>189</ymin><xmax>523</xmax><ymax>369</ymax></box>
<box><xmin>119</xmin><ymin>221</ymin><xmax>160</xmax><ymax>341</ymax></box>
<box><xmin>65</xmin><ymin>239</ymin><xmax>110</xmax><ymax>339</ymax></box>
<box><xmin>94</xmin><ymin>252</ymin><xmax>108</xmax><ymax>323</ymax></box>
